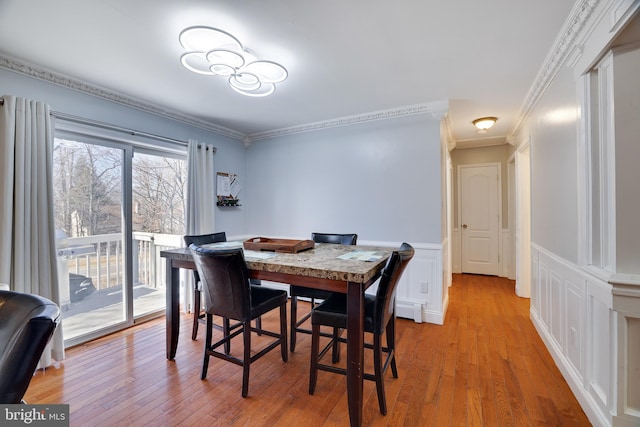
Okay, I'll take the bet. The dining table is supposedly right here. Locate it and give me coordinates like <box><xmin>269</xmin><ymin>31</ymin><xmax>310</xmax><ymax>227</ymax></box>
<box><xmin>160</xmin><ymin>242</ymin><xmax>392</xmax><ymax>427</ymax></box>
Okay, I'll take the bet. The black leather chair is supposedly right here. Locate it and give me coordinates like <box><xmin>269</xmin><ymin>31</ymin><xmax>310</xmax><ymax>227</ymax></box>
<box><xmin>289</xmin><ymin>232</ymin><xmax>357</xmax><ymax>353</ymax></box>
<box><xmin>184</xmin><ymin>232</ymin><xmax>263</xmax><ymax>347</ymax></box>
<box><xmin>189</xmin><ymin>244</ymin><xmax>288</xmax><ymax>398</ymax></box>
<box><xmin>183</xmin><ymin>232</ymin><xmax>227</xmax><ymax>341</ymax></box>
<box><xmin>0</xmin><ymin>290</ymin><xmax>60</xmax><ymax>404</ymax></box>
<box><xmin>308</xmin><ymin>243</ymin><xmax>414</xmax><ymax>415</ymax></box>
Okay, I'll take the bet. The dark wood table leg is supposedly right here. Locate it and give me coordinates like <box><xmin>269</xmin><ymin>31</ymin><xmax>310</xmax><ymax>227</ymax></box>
<box><xmin>346</xmin><ymin>281</ymin><xmax>365</xmax><ymax>427</ymax></box>
<box><xmin>166</xmin><ymin>262</ymin><xmax>180</xmax><ymax>360</ymax></box>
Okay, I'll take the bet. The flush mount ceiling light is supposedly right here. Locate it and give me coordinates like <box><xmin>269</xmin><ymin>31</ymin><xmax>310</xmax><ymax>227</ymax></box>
<box><xmin>472</xmin><ymin>117</ymin><xmax>498</xmax><ymax>131</ymax></box>
<box><xmin>179</xmin><ymin>26</ymin><xmax>288</xmax><ymax>97</ymax></box>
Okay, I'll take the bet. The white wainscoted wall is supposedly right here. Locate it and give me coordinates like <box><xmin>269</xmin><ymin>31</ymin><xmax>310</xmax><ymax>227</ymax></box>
<box><xmin>358</xmin><ymin>240</ymin><xmax>446</xmax><ymax>325</ymax></box>
<box><xmin>522</xmin><ymin>2</ymin><xmax>640</xmax><ymax>425</ymax></box>
<box><xmin>531</xmin><ymin>244</ymin><xmax>640</xmax><ymax>427</ymax></box>
<box><xmin>389</xmin><ymin>241</ymin><xmax>446</xmax><ymax>325</ymax></box>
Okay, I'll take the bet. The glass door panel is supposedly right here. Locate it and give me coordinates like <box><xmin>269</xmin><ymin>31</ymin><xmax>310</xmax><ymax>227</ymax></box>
<box><xmin>132</xmin><ymin>151</ymin><xmax>186</xmax><ymax>318</ymax></box>
<box><xmin>53</xmin><ymin>138</ymin><xmax>126</xmax><ymax>342</ymax></box>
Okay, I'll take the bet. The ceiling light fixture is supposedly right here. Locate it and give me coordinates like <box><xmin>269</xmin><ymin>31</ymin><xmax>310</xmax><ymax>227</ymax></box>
<box><xmin>472</xmin><ymin>116</ymin><xmax>498</xmax><ymax>131</ymax></box>
<box><xmin>179</xmin><ymin>26</ymin><xmax>288</xmax><ymax>97</ymax></box>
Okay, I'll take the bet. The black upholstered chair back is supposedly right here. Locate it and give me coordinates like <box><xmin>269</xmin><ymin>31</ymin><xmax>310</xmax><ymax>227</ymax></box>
<box><xmin>184</xmin><ymin>232</ymin><xmax>227</xmax><ymax>284</ymax></box>
<box><xmin>189</xmin><ymin>245</ymin><xmax>252</xmax><ymax>322</ymax></box>
<box><xmin>372</xmin><ymin>242</ymin><xmax>414</xmax><ymax>334</ymax></box>
<box><xmin>184</xmin><ymin>231</ymin><xmax>227</xmax><ymax>247</ymax></box>
<box><xmin>311</xmin><ymin>232</ymin><xmax>357</xmax><ymax>245</ymax></box>
<box><xmin>0</xmin><ymin>290</ymin><xmax>60</xmax><ymax>404</ymax></box>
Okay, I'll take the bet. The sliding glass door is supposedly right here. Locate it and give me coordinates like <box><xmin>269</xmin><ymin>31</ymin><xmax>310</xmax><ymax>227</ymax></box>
<box><xmin>53</xmin><ymin>128</ymin><xmax>187</xmax><ymax>346</ymax></box>
<box><xmin>132</xmin><ymin>151</ymin><xmax>186</xmax><ymax>318</ymax></box>
<box><xmin>53</xmin><ymin>138</ymin><xmax>128</xmax><ymax>343</ymax></box>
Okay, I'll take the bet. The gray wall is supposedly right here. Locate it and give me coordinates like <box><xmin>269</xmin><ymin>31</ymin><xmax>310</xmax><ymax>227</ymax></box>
<box><xmin>0</xmin><ymin>67</ymin><xmax>248</xmax><ymax>235</ymax></box>
<box><xmin>1</xmin><ymin>68</ymin><xmax>444</xmax><ymax>243</ymax></box>
<box><xmin>245</xmin><ymin>114</ymin><xmax>442</xmax><ymax>243</ymax></box>
<box><xmin>524</xmin><ymin>63</ymin><xmax>580</xmax><ymax>264</ymax></box>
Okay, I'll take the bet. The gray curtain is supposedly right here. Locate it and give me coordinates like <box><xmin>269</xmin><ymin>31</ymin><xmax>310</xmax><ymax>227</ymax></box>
<box><xmin>183</xmin><ymin>139</ymin><xmax>216</xmax><ymax>312</ymax></box>
<box><xmin>0</xmin><ymin>95</ymin><xmax>64</xmax><ymax>365</ymax></box>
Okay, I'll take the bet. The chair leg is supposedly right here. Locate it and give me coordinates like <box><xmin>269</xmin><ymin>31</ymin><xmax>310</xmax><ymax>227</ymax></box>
<box><xmin>223</xmin><ymin>317</ymin><xmax>231</xmax><ymax>355</ymax></box>
<box><xmin>252</xmin><ymin>281</ymin><xmax>262</xmax><ymax>335</ymax></box>
<box><xmin>192</xmin><ymin>288</ymin><xmax>201</xmax><ymax>340</ymax></box>
<box><xmin>201</xmin><ymin>314</ymin><xmax>213</xmax><ymax>380</ymax></box>
<box><xmin>309</xmin><ymin>323</ymin><xmax>320</xmax><ymax>395</ymax></box>
<box><xmin>242</xmin><ymin>321</ymin><xmax>251</xmax><ymax>398</ymax></box>
<box><xmin>290</xmin><ymin>295</ymin><xmax>298</xmax><ymax>352</ymax></box>
<box><xmin>331</xmin><ymin>326</ymin><xmax>341</xmax><ymax>363</ymax></box>
<box><xmin>280</xmin><ymin>303</ymin><xmax>288</xmax><ymax>362</ymax></box>
<box><xmin>373</xmin><ymin>333</ymin><xmax>387</xmax><ymax>415</ymax></box>
<box><xmin>386</xmin><ymin>317</ymin><xmax>398</xmax><ymax>378</ymax></box>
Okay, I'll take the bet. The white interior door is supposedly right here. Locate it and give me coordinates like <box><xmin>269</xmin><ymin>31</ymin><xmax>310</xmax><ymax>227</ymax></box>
<box><xmin>459</xmin><ymin>163</ymin><xmax>500</xmax><ymax>275</ymax></box>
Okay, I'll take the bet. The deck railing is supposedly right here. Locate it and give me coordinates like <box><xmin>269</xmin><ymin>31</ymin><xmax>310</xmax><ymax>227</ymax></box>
<box><xmin>60</xmin><ymin>232</ymin><xmax>183</xmax><ymax>291</ymax></box>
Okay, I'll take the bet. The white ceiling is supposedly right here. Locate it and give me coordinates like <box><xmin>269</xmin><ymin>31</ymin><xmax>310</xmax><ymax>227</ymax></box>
<box><xmin>0</xmin><ymin>0</ymin><xmax>577</xmax><ymax>144</ymax></box>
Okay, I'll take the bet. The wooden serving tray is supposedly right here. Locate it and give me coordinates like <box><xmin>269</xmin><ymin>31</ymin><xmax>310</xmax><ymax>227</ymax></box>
<box><xmin>243</xmin><ymin>237</ymin><xmax>315</xmax><ymax>253</ymax></box>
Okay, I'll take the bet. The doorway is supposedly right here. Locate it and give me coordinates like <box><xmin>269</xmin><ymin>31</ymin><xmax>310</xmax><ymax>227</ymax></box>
<box><xmin>458</xmin><ymin>163</ymin><xmax>501</xmax><ymax>276</ymax></box>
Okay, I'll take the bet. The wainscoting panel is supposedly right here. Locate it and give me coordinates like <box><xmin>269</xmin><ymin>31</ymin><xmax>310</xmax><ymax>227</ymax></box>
<box><xmin>550</xmin><ymin>270</ymin><xmax>565</xmax><ymax>352</ymax></box>
<box><xmin>611</xmin><ymin>281</ymin><xmax>640</xmax><ymax>425</ymax></box>
<box><xmin>566</xmin><ymin>278</ymin><xmax>585</xmax><ymax>379</ymax></box>
<box><xmin>539</xmin><ymin>260</ymin><xmax>550</xmax><ymax>330</ymax></box>
<box><xmin>624</xmin><ymin>317</ymin><xmax>640</xmax><ymax>418</ymax></box>
<box><xmin>357</xmin><ymin>241</ymin><xmax>446</xmax><ymax>325</ymax></box>
<box><xmin>531</xmin><ymin>243</ymin><xmax>626</xmax><ymax>427</ymax></box>
<box><xmin>392</xmin><ymin>243</ymin><xmax>446</xmax><ymax>325</ymax></box>
<box><xmin>586</xmin><ymin>277</ymin><xmax>613</xmax><ymax>419</ymax></box>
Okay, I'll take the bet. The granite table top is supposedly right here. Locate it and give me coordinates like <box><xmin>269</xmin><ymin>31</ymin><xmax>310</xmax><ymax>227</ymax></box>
<box><xmin>161</xmin><ymin>242</ymin><xmax>392</xmax><ymax>284</ymax></box>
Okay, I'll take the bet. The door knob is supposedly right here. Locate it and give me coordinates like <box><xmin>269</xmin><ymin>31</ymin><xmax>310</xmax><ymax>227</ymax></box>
<box><xmin>462</xmin><ymin>224</ymin><xmax>468</xmax><ymax>229</ymax></box>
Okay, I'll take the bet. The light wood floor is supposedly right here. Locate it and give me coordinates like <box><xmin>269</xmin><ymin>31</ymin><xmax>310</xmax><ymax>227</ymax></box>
<box><xmin>25</xmin><ymin>274</ymin><xmax>591</xmax><ymax>426</ymax></box>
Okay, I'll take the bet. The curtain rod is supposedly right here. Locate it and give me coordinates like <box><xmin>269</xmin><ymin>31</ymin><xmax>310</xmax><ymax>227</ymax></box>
<box><xmin>0</xmin><ymin>98</ymin><xmax>216</xmax><ymax>152</ymax></box>
<box><xmin>54</xmin><ymin>111</ymin><xmax>203</xmax><ymax>150</ymax></box>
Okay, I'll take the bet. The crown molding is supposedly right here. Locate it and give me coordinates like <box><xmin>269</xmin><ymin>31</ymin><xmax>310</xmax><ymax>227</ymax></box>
<box><xmin>247</xmin><ymin>100</ymin><xmax>449</xmax><ymax>142</ymax></box>
<box><xmin>1</xmin><ymin>53</ymin><xmax>450</xmax><ymax>145</ymax></box>
<box><xmin>508</xmin><ymin>0</ymin><xmax>599</xmax><ymax>140</ymax></box>
<box><xmin>441</xmin><ymin>114</ymin><xmax>456</xmax><ymax>151</ymax></box>
<box><xmin>454</xmin><ymin>136</ymin><xmax>508</xmax><ymax>150</ymax></box>
<box><xmin>0</xmin><ymin>54</ymin><xmax>246</xmax><ymax>141</ymax></box>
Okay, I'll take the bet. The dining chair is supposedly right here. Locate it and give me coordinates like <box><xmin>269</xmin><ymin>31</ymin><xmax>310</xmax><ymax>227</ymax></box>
<box><xmin>308</xmin><ymin>242</ymin><xmax>414</xmax><ymax>415</ymax></box>
<box><xmin>189</xmin><ymin>244</ymin><xmax>288</xmax><ymax>398</ymax></box>
<box><xmin>0</xmin><ymin>290</ymin><xmax>60</xmax><ymax>404</ymax></box>
<box><xmin>183</xmin><ymin>232</ymin><xmax>227</xmax><ymax>341</ymax></box>
<box><xmin>289</xmin><ymin>232</ymin><xmax>358</xmax><ymax>353</ymax></box>
<box><xmin>184</xmin><ymin>232</ymin><xmax>263</xmax><ymax>346</ymax></box>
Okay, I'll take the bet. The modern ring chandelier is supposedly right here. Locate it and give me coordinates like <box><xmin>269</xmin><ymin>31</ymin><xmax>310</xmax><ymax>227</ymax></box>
<box><xmin>179</xmin><ymin>26</ymin><xmax>288</xmax><ymax>97</ymax></box>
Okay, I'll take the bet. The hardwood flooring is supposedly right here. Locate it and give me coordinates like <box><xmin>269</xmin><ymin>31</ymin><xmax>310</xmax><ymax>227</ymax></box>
<box><xmin>24</xmin><ymin>274</ymin><xmax>591</xmax><ymax>426</ymax></box>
